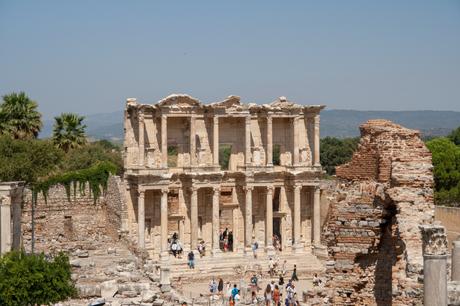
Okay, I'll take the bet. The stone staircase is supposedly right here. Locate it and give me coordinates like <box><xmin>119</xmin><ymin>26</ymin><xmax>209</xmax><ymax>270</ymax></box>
<box><xmin>165</xmin><ymin>250</ymin><xmax>325</xmax><ymax>281</ymax></box>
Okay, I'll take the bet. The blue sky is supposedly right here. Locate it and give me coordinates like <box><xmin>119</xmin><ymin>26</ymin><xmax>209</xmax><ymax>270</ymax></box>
<box><xmin>1</xmin><ymin>1</ymin><xmax>459</xmax><ymax>119</ymax></box>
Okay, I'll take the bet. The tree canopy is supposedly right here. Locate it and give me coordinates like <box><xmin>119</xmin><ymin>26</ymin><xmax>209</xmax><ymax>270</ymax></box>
<box><xmin>320</xmin><ymin>136</ymin><xmax>359</xmax><ymax>175</ymax></box>
<box><xmin>52</xmin><ymin>113</ymin><xmax>87</xmax><ymax>153</ymax></box>
<box><xmin>0</xmin><ymin>92</ymin><xmax>42</xmax><ymax>139</ymax></box>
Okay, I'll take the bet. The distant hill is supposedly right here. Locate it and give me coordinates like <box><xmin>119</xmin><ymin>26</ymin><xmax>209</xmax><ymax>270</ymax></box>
<box><xmin>40</xmin><ymin>110</ymin><xmax>460</xmax><ymax>141</ymax></box>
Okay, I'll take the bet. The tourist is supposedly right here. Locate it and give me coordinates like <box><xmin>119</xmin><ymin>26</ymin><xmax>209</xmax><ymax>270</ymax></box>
<box><xmin>229</xmin><ymin>296</ymin><xmax>235</xmax><ymax>306</ymax></box>
<box><xmin>273</xmin><ymin>284</ymin><xmax>281</xmax><ymax>306</ymax></box>
<box><xmin>228</xmin><ymin>231</ymin><xmax>233</xmax><ymax>251</ymax></box>
<box><xmin>218</xmin><ymin>278</ymin><xmax>224</xmax><ymax>295</ymax></box>
<box><xmin>269</xmin><ymin>257</ymin><xmax>275</xmax><ymax>276</ymax></box>
<box><xmin>251</xmin><ymin>291</ymin><xmax>258</xmax><ymax>305</ymax></box>
<box><xmin>171</xmin><ymin>240</ymin><xmax>178</xmax><ymax>257</ymax></box>
<box><xmin>264</xmin><ymin>284</ymin><xmax>272</xmax><ymax>305</ymax></box>
<box><xmin>172</xmin><ymin>232</ymin><xmax>178</xmax><ymax>241</ymax></box>
<box><xmin>223</xmin><ymin>227</ymin><xmax>229</xmax><ymax>239</ymax></box>
<box><xmin>281</xmin><ymin>260</ymin><xmax>287</xmax><ymax>276</ymax></box>
<box><xmin>252</xmin><ymin>241</ymin><xmax>258</xmax><ymax>259</ymax></box>
<box><xmin>198</xmin><ymin>240</ymin><xmax>206</xmax><ymax>257</ymax></box>
<box><xmin>313</xmin><ymin>273</ymin><xmax>320</xmax><ymax>287</ymax></box>
<box><xmin>279</xmin><ymin>275</ymin><xmax>284</xmax><ymax>286</ymax></box>
<box><xmin>187</xmin><ymin>250</ymin><xmax>195</xmax><ymax>269</ymax></box>
<box><xmin>291</xmin><ymin>264</ymin><xmax>298</xmax><ymax>281</ymax></box>
<box><xmin>209</xmin><ymin>278</ymin><xmax>218</xmax><ymax>295</ymax></box>
<box><xmin>250</xmin><ymin>274</ymin><xmax>259</xmax><ymax>292</ymax></box>
<box><xmin>231</xmin><ymin>284</ymin><xmax>239</xmax><ymax>299</ymax></box>
<box><xmin>270</xmin><ymin>280</ymin><xmax>275</xmax><ymax>292</ymax></box>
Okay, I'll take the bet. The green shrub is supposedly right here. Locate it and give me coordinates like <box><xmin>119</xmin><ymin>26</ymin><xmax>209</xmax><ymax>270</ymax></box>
<box><xmin>0</xmin><ymin>251</ymin><xmax>76</xmax><ymax>305</ymax></box>
<box><xmin>320</xmin><ymin>137</ymin><xmax>359</xmax><ymax>175</ymax></box>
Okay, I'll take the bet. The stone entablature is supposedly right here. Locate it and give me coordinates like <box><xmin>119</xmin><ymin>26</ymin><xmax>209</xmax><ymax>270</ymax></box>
<box><xmin>124</xmin><ymin>94</ymin><xmax>324</xmax><ymax>173</ymax></box>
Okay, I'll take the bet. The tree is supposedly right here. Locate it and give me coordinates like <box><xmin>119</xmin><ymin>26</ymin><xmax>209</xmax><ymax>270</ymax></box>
<box><xmin>320</xmin><ymin>137</ymin><xmax>360</xmax><ymax>175</ymax></box>
<box><xmin>426</xmin><ymin>137</ymin><xmax>460</xmax><ymax>206</ymax></box>
<box><xmin>0</xmin><ymin>92</ymin><xmax>42</xmax><ymax>139</ymax></box>
<box><xmin>448</xmin><ymin>126</ymin><xmax>460</xmax><ymax>146</ymax></box>
<box><xmin>0</xmin><ymin>251</ymin><xmax>76</xmax><ymax>305</ymax></box>
<box><xmin>0</xmin><ymin>136</ymin><xmax>63</xmax><ymax>184</ymax></box>
<box><xmin>52</xmin><ymin>113</ymin><xmax>87</xmax><ymax>152</ymax></box>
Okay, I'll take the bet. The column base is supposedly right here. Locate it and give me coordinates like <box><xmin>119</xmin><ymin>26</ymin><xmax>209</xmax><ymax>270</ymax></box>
<box><xmin>159</xmin><ymin>258</ymin><xmax>171</xmax><ymax>292</ymax></box>
<box><xmin>292</xmin><ymin>243</ymin><xmax>304</xmax><ymax>253</ymax></box>
<box><xmin>160</xmin><ymin>251</ymin><xmax>170</xmax><ymax>262</ymax></box>
<box><xmin>266</xmin><ymin>245</ymin><xmax>276</xmax><ymax>257</ymax></box>
<box><xmin>313</xmin><ymin>244</ymin><xmax>328</xmax><ymax>258</ymax></box>
<box><xmin>211</xmin><ymin>248</ymin><xmax>222</xmax><ymax>257</ymax></box>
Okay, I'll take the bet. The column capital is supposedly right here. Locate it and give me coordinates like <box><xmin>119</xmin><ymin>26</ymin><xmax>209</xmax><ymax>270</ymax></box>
<box><xmin>190</xmin><ymin>186</ymin><xmax>199</xmax><ymax>193</ymax></box>
<box><xmin>266</xmin><ymin>185</ymin><xmax>274</xmax><ymax>194</ymax></box>
<box><xmin>161</xmin><ymin>187</ymin><xmax>169</xmax><ymax>194</ymax></box>
<box><xmin>213</xmin><ymin>186</ymin><xmax>220</xmax><ymax>193</ymax></box>
<box><xmin>266</xmin><ymin>115</ymin><xmax>272</xmax><ymax>123</ymax></box>
<box><xmin>138</xmin><ymin>189</ymin><xmax>145</xmax><ymax>198</ymax></box>
<box><xmin>293</xmin><ymin>184</ymin><xmax>302</xmax><ymax>191</ymax></box>
<box><xmin>314</xmin><ymin>185</ymin><xmax>321</xmax><ymax>193</ymax></box>
<box><xmin>244</xmin><ymin>185</ymin><xmax>254</xmax><ymax>192</ymax></box>
<box><xmin>213</xmin><ymin>116</ymin><xmax>219</xmax><ymax>123</ymax></box>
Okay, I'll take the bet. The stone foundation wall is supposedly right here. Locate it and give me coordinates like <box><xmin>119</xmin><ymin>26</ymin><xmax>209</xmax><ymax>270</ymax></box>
<box><xmin>21</xmin><ymin>176</ymin><xmax>126</xmax><ymax>254</ymax></box>
<box><xmin>312</xmin><ymin>120</ymin><xmax>434</xmax><ymax>305</ymax></box>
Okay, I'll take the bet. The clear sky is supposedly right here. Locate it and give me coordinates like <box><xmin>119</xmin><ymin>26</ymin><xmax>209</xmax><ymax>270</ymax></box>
<box><xmin>1</xmin><ymin>1</ymin><xmax>459</xmax><ymax>119</ymax></box>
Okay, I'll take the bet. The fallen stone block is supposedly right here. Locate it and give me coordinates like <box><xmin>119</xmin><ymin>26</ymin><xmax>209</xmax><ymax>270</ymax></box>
<box><xmin>100</xmin><ymin>279</ymin><xmax>118</xmax><ymax>298</ymax></box>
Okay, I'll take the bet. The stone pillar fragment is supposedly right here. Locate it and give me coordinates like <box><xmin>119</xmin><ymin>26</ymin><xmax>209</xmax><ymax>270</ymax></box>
<box><xmin>313</xmin><ymin>186</ymin><xmax>321</xmax><ymax>245</ymax></box>
<box><xmin>266</xmin><ymin>116</ymin><xmax>273</xmax><ymax>166</ymax></box>
<box><xmin>245</xmin><ymin>116</ymin><xmax>251</xmax><ymax>166</ymax></box>
<box><xmin>213</xmin><ymin>116</ymin><xmax>219</xmax><ymax>167</ymax></box>
<box><xmin>190</xmin><ymin>116</ymin><xmax>196</xmax><ymax>166</ymax></box>
<box><xmin>138</xmin><ymin>111</ymin><xmax>145</xmax><ymax>166</ymax></box>
<box><xmin>212</xmin><ymin>187</ymin><xmax>221</xmax><ymax>256</ymax></box>
<box><xmin>190</xmin><ymin>187</ymin><xmax>198</xmax><ymax>251</ymax></box>
<box><xmin>453</xmin><ymin>239</ymin><xmax>460</xmax><ymax>281</ymax></box>
<box><xmin>293</xmin><ymin>184</ymin><xmax>302</xmax><ymax>252</ymax></box>
<box><xmin>244</xmin><ymin>186</ymin><xmax>253</xmax><ymax>253</ymax></box>
<box><xmin>161</xmin><ymin>115</ymin><xmax>168</xmax><ymax>168</ymax></box>
<box><xmin>137</xmin><ymin>190</ymin><xmax>145</xmax><ymax>250</ymax></box>
<box><xmin>0</xmin><ymin>196</ymin><xmax>12</xmax><ymax>254</ymax></box>
<box><xmin>266</xmin><ymin>186</ymin><xmax>274</xmax><ymax>255</ymax></box>
<box><xmin>293</xmin><ymin>118</ymin><xmax>299</xmax><ymax>165</ymax></box>
<box><xmin>314</xmin><ymin>114</ymin><xmax>320</xmax><ymax>167</ymax></box>
<box><xmin>420</xmin><ymin>224</ymin><xmax>448</xmax><ymax>306</ymax></box>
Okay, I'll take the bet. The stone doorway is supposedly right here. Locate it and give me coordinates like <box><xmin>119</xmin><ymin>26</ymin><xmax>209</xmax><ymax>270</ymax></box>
<box><xmin>273</xmin><ymin>217</ymin><xmax>282</xmax><ymax>251</ymax></box>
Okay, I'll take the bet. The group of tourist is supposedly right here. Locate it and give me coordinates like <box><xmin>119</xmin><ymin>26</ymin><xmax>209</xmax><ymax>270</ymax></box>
<box><xmin>220</xmin><ymin>227</ymin><xmax>234</xmax><ymax>252</ymax></box>
<box><xmin>169</xmin><ymin>232</ymin><xmax>183</xmax><ymax>258</ymax></box>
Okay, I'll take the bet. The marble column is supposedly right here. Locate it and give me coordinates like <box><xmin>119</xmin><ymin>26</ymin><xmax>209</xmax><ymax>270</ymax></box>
<box><xmin>161</xmin><ymin>115</ymin><xmax>168</xmax><ymax>168</ymax></box>
<box><xmin>137</xmin><ymin>190</ymin><xmax>145</xmax><ymax>250</ymax></box>
<box><xmin>265</xmin><ymin>186</ymin><xmax>274</xmax><ymax>254</ymax></box>
<box><xmin>0</xmin><ymin>196</ymin><xmax>12</xmax><ymax>254</ymax></box>
<box><xmin>313</xmin><ymin>186</ymin><xmax>321</xmax><ymax>245</ymax></box>
<box><xmin>138</xmin><ymin>111</ymin><xmax>145</xmax><ymax>166</ymax></box>
<box><xmin>293</xmin><ymin>184</ymin><xmax>302</xmax><ymax>252</ymax></box>
<box><xmin>190</xmin><ymin>116</ymin><xmax>196</xmax><ymax>166</ymax></box>
<box><xmin>160</xmin><ymin>187</ymin><xmax>171</xmax><ymax>292</ymax></box>
<box><xmin>245</xmin><ymin>116</ymin><xmax>251</xmax><ymax>166</ymax></box>
<box><xmin>266</xmin><ymin>116</ymin><xmax>273</xmax><ymax>166</ymax></box>
<box><xmin>190</xmin><ymin>187</ymin><xmax>198</xmax><ymax>251</ymax></box>
<box><xmin>293</xmin><ymin>117</ymin><xmax>299</xmax><ymax>166</ymax></box>
<box><xmin>160</xmin><ymin>188</ymin><xmax>169</xmax><ymax>257</ymax></box>
<box><xmin>314</xmin><ymin>114</ymin><xmax>320</xmax><ymax>167</ymax></box>
<box><xmin>212</xmin><ymin>187</ymin><xmax>221</xmax><ymax>256</ymax></box>
<box><xmin>420</xmin><ymin>224</ymin><xmax>448</xmax><ymax>306</ymax></box>
<box><xmin>244</xmin><ymin>186</ymin><xmax>253</xmax><ymax>252</ymax></box>
<box><xmin>213</xmin><ymin>116</ymin><xmax>219</xmax><ymax>167</ymax></box>
<box><xmin>453</xmin><ymin>239</ymin><xmax>460</xmax><ymax>281</ymax></box>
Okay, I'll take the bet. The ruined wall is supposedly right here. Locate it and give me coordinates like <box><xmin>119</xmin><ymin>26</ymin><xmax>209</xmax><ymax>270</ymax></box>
<box><xmin>21</xmin><ymin>176</ymin><xmax>126</xmax><ymax>254</ymax></box>
<box><xmin>314</xmin><ymin>120</ymin><xmax>434</xmax><ymax>305</ymax></box>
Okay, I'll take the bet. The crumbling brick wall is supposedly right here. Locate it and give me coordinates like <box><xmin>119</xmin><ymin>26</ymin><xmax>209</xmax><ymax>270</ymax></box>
<box><xmin>21</xmin><ymin>176</ymin><xmax>126</xmax><ymax>254</ymax></box>
<box><xmin>315</xmin><ymin>120</ymin><xmax>434</xmax><ymax>305</ymax></box>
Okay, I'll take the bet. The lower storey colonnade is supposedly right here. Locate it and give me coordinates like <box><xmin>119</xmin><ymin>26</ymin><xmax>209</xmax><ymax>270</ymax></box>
<box><xmin>135</xmin><ymin>184</ymin><xmax>322</xmax><ymax>259</ymax></box>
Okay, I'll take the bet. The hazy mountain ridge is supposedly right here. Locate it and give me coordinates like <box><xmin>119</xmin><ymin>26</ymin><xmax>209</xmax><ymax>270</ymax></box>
<box><xmin>40</xmin><ymin>110</ymin><xmax>460</xmax><ymax>141</ymax></box>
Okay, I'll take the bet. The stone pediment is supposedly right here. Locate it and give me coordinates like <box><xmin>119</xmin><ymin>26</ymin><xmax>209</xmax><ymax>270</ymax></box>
<box><xmin>269</xmin><ymin>96</ymin><xmax>302</xmax><ymax>109</ymax></box>
<box><xmin>157</xmin><ymin>94</ymin><xmax>202</xmax><ymax>108</ymax></box>
<box><xmin>210</xmin><ymin>95</ymin><xmax>241</xmax><ymax>108</ymax></box>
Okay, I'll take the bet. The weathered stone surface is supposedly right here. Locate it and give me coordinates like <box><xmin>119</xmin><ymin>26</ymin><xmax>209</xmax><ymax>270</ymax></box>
<box><xmin>319</xmin><ymin>120</ymin><xmax>435</xmax><ymax>305</ymax></box>
<box><xmin>100</xmin><ymin>279</ymin><xmax>118</xmax><ymax>298</ymax></box>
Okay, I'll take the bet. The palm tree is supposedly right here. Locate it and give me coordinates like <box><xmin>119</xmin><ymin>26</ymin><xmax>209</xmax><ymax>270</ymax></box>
<box><xmin>0</xmin><ymin>92</ymin><xmax>42</xmax><ymax>139</ymax></box>
<box><xmin>52</xmin><ymin>113</ymin><xmax>87</xmax><ymax>152</ymax></box>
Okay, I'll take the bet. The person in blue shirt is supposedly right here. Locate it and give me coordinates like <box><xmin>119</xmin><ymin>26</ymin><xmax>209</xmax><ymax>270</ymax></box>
<box><xmin>231</xmin><ymin>284</ymin><xmax>239</xmax><ymax>299</ymax></box>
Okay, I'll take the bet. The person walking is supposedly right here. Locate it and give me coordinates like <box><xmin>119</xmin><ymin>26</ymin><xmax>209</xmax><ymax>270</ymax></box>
<box><xmin>252</xmin><ymin>241</ymin><xmax>258</xmax><ymax>259</ymax></box>
<box><xmin>187</xmin><ymin>250</ymin><xmax>195</xmax><ymax>269</ymax></box>
<box><xmin>273</xmin><ymin>284</ymin><xmax>281</xmax><ymax>306</ymax></box>
<box><xmin>218</xmin><ymin>278</ymin><xmax>224</xmax><ymax>295</ymax></box>
<box><xmin>264</xmin><ymin>284</ymin><xmax>272</xmax><ymax>306</ymax></box>
<box><xmin>291</xmin><ymin>264</ymin><xmax>298</xmax><ymax>281</ymax></box>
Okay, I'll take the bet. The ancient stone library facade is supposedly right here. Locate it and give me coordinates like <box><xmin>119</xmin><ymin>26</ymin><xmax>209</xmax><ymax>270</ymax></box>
<box><xmin>123</xmin><ymin>94</ymin><xmax>325</xmax><ymax>259</ymax></box>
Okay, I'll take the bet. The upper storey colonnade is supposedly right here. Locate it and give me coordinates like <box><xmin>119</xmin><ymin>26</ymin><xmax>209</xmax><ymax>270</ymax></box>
<box><xmin>124</xmin><ymin>94</ymin><xmax>324</xmax><ymax>173</ymax></box>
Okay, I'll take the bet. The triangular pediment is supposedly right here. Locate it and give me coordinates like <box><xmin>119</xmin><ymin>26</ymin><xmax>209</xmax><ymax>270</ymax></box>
<box><xmin>210</xmin><ymin>95</ymin><xmax>241</xmax><ymax>108</ymax></box>
<box><xmin>157</xmin><ymin>94</ymin><xmax>202</xmax><ymax>108</ymax></box>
